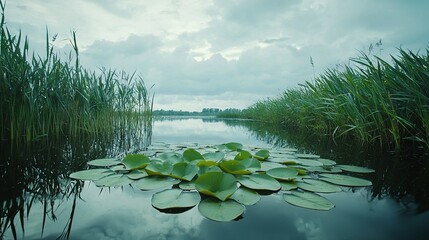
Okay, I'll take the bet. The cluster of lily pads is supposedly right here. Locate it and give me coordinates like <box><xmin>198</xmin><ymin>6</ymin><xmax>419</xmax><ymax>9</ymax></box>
<box><xmin>69</xmin><ymin>142</ymin><xmax>374</xmax><ymax>222</ymax></box>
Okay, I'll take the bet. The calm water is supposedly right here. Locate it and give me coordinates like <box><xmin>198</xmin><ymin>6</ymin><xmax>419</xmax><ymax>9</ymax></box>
<box><xmin>1</xmin><ymin>117</ymin><xmax>428</xmax><ymax>240</ymax></box>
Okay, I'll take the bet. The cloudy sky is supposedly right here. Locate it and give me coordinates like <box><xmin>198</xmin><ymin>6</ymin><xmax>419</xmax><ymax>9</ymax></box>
<box><xmin>6</xmin><ymin>0</ymin><xmax>429</xmax><ymax>111</ymax></box>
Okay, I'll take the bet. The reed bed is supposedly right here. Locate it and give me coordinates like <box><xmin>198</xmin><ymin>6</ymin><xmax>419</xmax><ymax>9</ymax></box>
<box><xmin>0</xmin><ymin>4</ymin><xmax>153</xmax><ymax>141</ymax></box>
<box><xmin>242</xmin><ymin>48</ymin><xmax>429</xmax><ymax>149</ymax></box>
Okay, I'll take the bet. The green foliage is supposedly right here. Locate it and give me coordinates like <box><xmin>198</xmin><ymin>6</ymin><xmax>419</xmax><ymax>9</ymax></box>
<box><xmin>0</xmin><ymin>6</ymin><xmax>153</xmax><ymax>141</ymax></box>
<box><xmin>239</xmin><ymin>49</ymin><xmax>429</xmax><ymax>149</ymax></box>
<box><xmin>69</xmin><ymin>142</ymin><xmax>374</xmax><ymax>221</ymax></box>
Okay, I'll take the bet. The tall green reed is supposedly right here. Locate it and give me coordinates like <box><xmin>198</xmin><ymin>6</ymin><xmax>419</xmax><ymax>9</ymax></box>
<box><xmin>242</xmin><ymin>48</ymin><xmax>429</xmax><ymax>149</ymax></box>
<box><xmin>0</xmin><ymin>3</ymin><xmax>153</xmax><ymax>142</ymax></box>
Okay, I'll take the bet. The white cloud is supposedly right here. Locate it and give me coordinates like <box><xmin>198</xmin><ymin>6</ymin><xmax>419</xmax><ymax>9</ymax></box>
<box><xmin>6</xmin><ymin>0</ymin><xmax>429</xmax><ymax>111</ymax></box>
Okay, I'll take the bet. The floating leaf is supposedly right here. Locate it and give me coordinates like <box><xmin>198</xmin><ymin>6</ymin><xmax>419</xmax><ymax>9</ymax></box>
<box><xmin>319</xmin><ymin>174</ymin><xmax>372</xmax><ymax>187</ymax></box>
<box><xmin>295</xmin><ymin>159</ymin><xmax>324</xmax><ymax>167</ymax></box>
<box><xmin>69</xmin><ymin>169</ymin><xmax>112</xmax><ymax>181</ymax></box>
<box><xmin>297</xmin><ymin>179</ymin><xmax>342</xmax><ymax>193</ymax></box>
<box><xmin>223</xmin><ymin>142</ymin><xmax>243</xmax><ymax>151</ymax></box>
<box><xmin>198</xmin><ymin>198</ymin><xmax>244</xmax><ymax>222</ymax></box>
<box><xmin>170</xmin><ymin>162</ymin><xmax>199</xmax><ymax>181</ymax></box>
<box><xmin>219</xmin><ymin>160</ymin><xmax>251</xmax><ymax>175</ymax></box>
<box><xmin>127</xmin><ymin>170</ymin><xmax>148</xmax><ymax>180</ymax></box>
<box><xmin>234</xmin><ymin>150</ymin><xmax>253</xmax><ymax>160</ymax></box>
<box><xmin>151</xmin><ymin>189</ymin><xmax>200</xmax><ymax>210</ymax></box>
<box><xmin>239</xmin><ymin>158</ymin><xmax>261</xmax><ymax>172</ymax></box>
<box><xmin>318</xmin><ymin>158</ymin><xmax>337</xmax><ymax>166</ymax></box>
<box><xmin>266</xmin><ymin>167</ymin><xmax>298</xmax><ymax>181</ymax></box>
<box><xmin>337</xmin><ymin>165</ymin><xmax>375</xmax><ymax>173</ymax></box>
<box><xmin>183</xmin><ymin>148</ymin><xmax>204</xmax><ymax>161</ymax></box>
<box><xmin>95</xmin><ymin>174</ymin><xmax>134</xmax><ymax>187</ymax></box>
<box><xmin>122</xmin><ymin>154</ymin><xmax>151</xmax><ymax>170</ymax></box>
<box><xmin>145</xmin><ymin>161</ymin><xmax>173</xmax><ymax>176</ymax></box>
<box><xmin>237</xmin><ymin>174</ymin><xmax>281</xmax><ymax>191</ymax></box>
<box><xmin>254</xmin><ymin>149</ymin><xmax>270</xmax><ymax>160</ymax></box>
<box><xmin>279</xmin><ymin>181</ymin><xmax>298</xmax><ymax>191</ymax></box>
<box><xmin>87</xmin><ymin>158</ymin><xmax>121</xmax><ymax>167</ymax></box>
<box><xmin>295</xmin><ymin>153</ymin><xmax>320</xmax><ymax>159</ymax></box>
<box><xmin>157</xmin><ymin>152</ymin><xmax>183</xmax><ymax>164</ymax></box>
<box><xmin>179</xmin><ymin>181</ymin><xmax>196</xmax><ymax>190</ymax></box>
<box><xmin>203</xmin><ymin>152</ymin><xmax>225</xmax><ymax>162</ymax></box>
<box><xmin>305</xmin><ymin>166</ymin><xmax>342</xmax><ymax>173</ymax></box>
<box><xmin>230</xmin><ymin>187</ymin><xmax>260</xmax><ymax>205</ymax></box>
<box><xmin>110</xmin><ymin>165</ymin><xmax>127</xmax><ymax>172</ymax></box>
<box><xmin>198</xmin><ymin>165</ymin><xmax>223</xmax><ymax>175</ymax></box>
<box><xmin>260</xmin><ymin>161</ymin><xmax>284</xmax><ymax>171</ymax></box>
<box><xmin>135</xmin><ymin>176</ymin><xmax>180</xmax><ymax>191</ymax></box>
<box><xmin>196</xmin><ymin>160</ymin><xmax>218</xmax><ymax>167</ymax></box>
<box><xmin>283</xmin><ymin>190</ymin><xmax>334</xmax><ymax>211</ymax></box>
<box><xmin>195</xmin><ymin>172</ymin><xmax>237</xmax><ymax>201</ymax></box>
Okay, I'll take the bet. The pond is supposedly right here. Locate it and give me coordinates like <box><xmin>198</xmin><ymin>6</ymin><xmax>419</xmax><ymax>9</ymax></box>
<box><xmin>1</xmin><ymin>117</ymin><xmax>428</xmax><ymax>240</ymax></box>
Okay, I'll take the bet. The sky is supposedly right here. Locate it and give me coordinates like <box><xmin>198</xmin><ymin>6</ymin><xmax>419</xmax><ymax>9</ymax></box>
<box><xmin>5</xmin><ymin>0</ymin><xmax>429</xmax><ymax>111</ymax></box>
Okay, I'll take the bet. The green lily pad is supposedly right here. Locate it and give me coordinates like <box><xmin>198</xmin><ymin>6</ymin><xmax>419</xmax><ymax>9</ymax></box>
<box><xmin>230</xmin><ymin>187</ymin><xmax>260</xmax><ymax>205</ymax></box>
<box><xmin>110</xmin><ymin>165</ymin><xmax>127</xmax><ymax>172</ymax></box>
<box><xmin>145</xmin><ymin>160</ymin><xmax>173</xmax><ymax>176</ymax></box>
<box><xmin>198</xmin><ymin>198</ymin><xmax>244</xmax><ymax>222</ymax></box>
<box><xmin>151</xmin><ymin>189</ymin><xmax>200</xmax><ymax>210</ymax></box>
<box><xmin>135</xmin><ymin>176</ymin><xmax>180</xmax><ymax>191</ymax></box>
<box><xmin>260</xmin><ymin>161</ymin><xmax>284</xmax><ymax>171</ymax></box>
<box><xmin>318</xmin><ymin>158</ymin><xmax>337</xmax><ymax>166</ymax></box>
<box><xmin>179</xmin><ymin>181</ymin><xmax>196</xmax><ymax>190</ymax></box>
<box><xmin>337</xmin><ymin>165</ymin><xmax>375</xmax><ymax>173</ymax></box>
<box><xmin>95</xmin><ymin>174</ymin><xmax>134</xmax><ymax>187</ymax></box>
<box><xmin>234</xmin><ymin>150</ymin><xmax>253</xmax><ymax>160</ymax></box>
<box><xmin>122</xmin><ymin>154</ymin><xmax>151</xmax><ymax>170</ymax></box>
<box><xmin>239</xmin><ymin>158</ymin><xmax>261</xmax><ymax>172</ymax></box>
<box><xmin>319</xmin><ymin>174</ymin><xmax>372</xmax><ymax>187</ymax></box>
<box><xmin>283</xmin><ymin>190</ymin><xmax>334</xmax><ymax>211</ymax></box>
<box><xmin>198</xmin><ymin>165</ymin><xmax>223</xmax><ymax>175</ymax></box>
<box><xmin>127</xmin><ymin>170</ymin><xmax>148</xmax><ymax>180</ymax></box>
<box><xmin>297</xmin><ymin>179</ymin><xmax>342</xmax><ymax>193</ymax></box>
<box><xmin>279</xmin><ymin>181</ymin><xmax>298</xmax><ymax>191</ymax></box>
<box><xmin>266</xmin><ymin>167</ymin><xmax>298</xmax><ymax>181</ymax></box>
<box><xmin>157</xmin><ymin>152</ymin><xmax>184</xmax><ymax>164</ymax></box>
<box><xmin>305</xmin><ymin>166</ymin><xmax>343</xmax><ymax>173</ymax></box>
<box><xmin>254</xmin><ymin>149</ymin><xmax>270</xmax><ymax>160</ymax></box>
<box><xmin>219</xmin><ymin>160</ymin><xmax>251</xmax><ymax>175</ymax></box>
<box><xmin>69</xmin><ymin>169</ymin><xmax>112</xmax><ymax>181</ymax></box>
<box><xmin>87</xmin><ymin>158</ymin><xmax>121</xmax><ymax>167</ymax></box>
<box><xmin>223</xmin><ymin>142</ymin><xmax>243</xmax><ymax>151</ymax></box>
<box><xmin>295</xmin><ymin>159</ymin><xmax>324</xmax><ymax>167</ymax></box>
<box><xmin>203</xmin><ymin>152</ymin><xmax>225</xmax><ymax>162</ymax></box>
<box><xmin>295</xmin><ymin>153</ymin><xmax>320</xmax><ymax>159</ymax></box>
<box><xmin>183</xmin><ymin>148</ymin><xmax>204</xmax><ymax>161</ymax></box>
<box><xmin>237</xmin><ymin>174</ymin><xmax>281</xmax><ymax>191</ymax></box>
<box><xmin>170</xmin><ymin>162</ymin><xmax>199</xmax><ymax>181</ymax></box>
<box><xmin>195</xmin><ymin>172</ymin><xmax>237</xmax><ymax>201</ymax></box>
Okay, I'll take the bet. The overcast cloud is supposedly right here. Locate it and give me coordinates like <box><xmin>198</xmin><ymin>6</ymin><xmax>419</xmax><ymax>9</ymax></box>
<box><xmin>6</xmin><ymin>0</ymin><xmax>429</xmax><ymax>111</ymax></box>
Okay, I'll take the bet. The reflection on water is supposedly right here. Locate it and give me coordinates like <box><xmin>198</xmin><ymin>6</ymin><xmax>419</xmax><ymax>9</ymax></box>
<box><xmin>1</xmin><ymin>117</ymin><xmax>428</xmax><ymax>239</ymax></box>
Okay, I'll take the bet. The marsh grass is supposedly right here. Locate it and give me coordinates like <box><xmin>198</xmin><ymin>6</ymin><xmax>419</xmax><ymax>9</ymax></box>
<box><xmin>242</xmin><ymin>49</ymin><xmax>429</xmax><ymax>149</ymax></box>
<box><xmin>0</xmin><ymin>3</ymin><xmax>153</xmax><ymax>141</ymax></box>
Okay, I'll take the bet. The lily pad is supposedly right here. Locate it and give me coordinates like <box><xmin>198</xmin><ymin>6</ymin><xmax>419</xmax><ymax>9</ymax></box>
<box><xmin>337</xmin><ymin>165</ymin><xmax>375</xmax><ymax>173</ymax></box>
<box><xmin>223</xmin><ymin>142</ymin><xmax>243</xmax><ymax>151</ymax></box>
<box><xmin>69</xmin><ymin>169</ymin><xmax>112</xmax><ymax>181</ymax></box>
<box><xmin>237</xmin><ymin>174</ymin><xmax>281</xmax><ymax>191</ymax></box>
<box><xmin>198</xmin><ymin>165</ymin><xmax>223</xmax><ymax>175</ymax></box>
<box><xmin>127</xmin><ymin>170</ymin><xmax>148</xmax><ymax>180</ymax></box>
<box><xmin>279</xmin><ymin>181</ymin><xmax>298</xmax><ymax>191</ymax></box>
<box><xmin>266</xmin><ymin>167</ymin><xmax>298</xmax><ymax>181</ymax></box>
<box><xmin>179</xmin><ymin>181</ymin><xmax>196</xmax><ymax>190</ymax></box>
<box><xmin>95</xmin><ymin>174</ymin><xmax>134</xmax><ymax>187</ymax></box>
<box><xmin>151</xmin><ymin>189</ymin><xmax>200</xmax><ymax>210</ymax></box>
<box><xmin>170</xmin><ymin>162</ymin><xmax>199</xmax><ymax>181</ymax></box>
<box><xmin>135</xmin><ymin>176</ymin><xmax>180</xmax><ymax>191</ymax></box>
<box><xmin>239</xmin><ymin>158</ymin><xmax>261</xmax><ymax>172</ymax></box>
<box><xmin>157</xmin><ymin>152</ymin><xmax>184</xmax><ymax>164</ymax></box>
<box><xmin>295</xmin><ymin>153</ymin><xmax>320</xmax><ymax>159</ymax></box>
<box><xmin>283</xmin><ymin>190</ymin><xmax>334</xmax><ymax>211</ymax></box>
<box><xmin>183</xmin><ymin>148</ymin><xmax>204</xmax><ymax>161</ymax></box>
<box><xmin>319</xmin><ymin>174</ymin><xmax>372</xmax><ymax>187</ymax></box>
<box><xmin>122</xmin><ymin>154</ymin><xmax>151</xmax><ymax>170</ymax></box>
<box><xmin>219</xmin><ymin>160</ymin><xmax>251</xmax><ymax>175</ymax></box>
<box><xmin>260</xmin><ymin>161</ymin><xmax>284</xmax><ymax>171</ymax></box>
<box><xmin>230</xmin><ymin>187</ymin><xmax>260</xmax><ymax>205</ymax></box>
<box><xmin>305</xmin><ymin>166</ymin><xmax>343</xmax><ymax>173</ymax></box>
<box><xmin>295</xmin><ymin>159</ymin><xmax>324</xmax><ymax>167</ymax></box>
<box><xmin>297</xmin><ymin>179</ymin><xmax>342</xmax><ymax>193</ymax></box>
<box><xmin>318</xmin><ymin>158</ymin><xmax>337</xmax><ymax>166</ymax></box>
<box><xmin>87</xmin><ymin>158</ymin><xmax>121</xmax><ymax>167</ymax></box>
<box><xmin>234</xmin><ymin>150</ymin><xmax>253</xmax><ymax>160</ymax></box>
<box><xmin>254</xmin><ymin>149</ymin><xmax>270</xmax><ymax>160</ymax></box>
<box><xmin>203</xmin><ymin>152</ymin><xmax>225</xmax><ymax>162</ymax></box>
<box><xmin>195</xmin><ymin>172</ymin><xmax>237</xmax><ymax>201</ymax></box>
<box><xmin>198</xmin><ymin>198</ymin><xmax>245</xmax><ymax>222</ymax></box>
<box><xmin>145</xmin><ymin>160</ymin><xmax>173</xmax><ymax>176</ymax></box>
